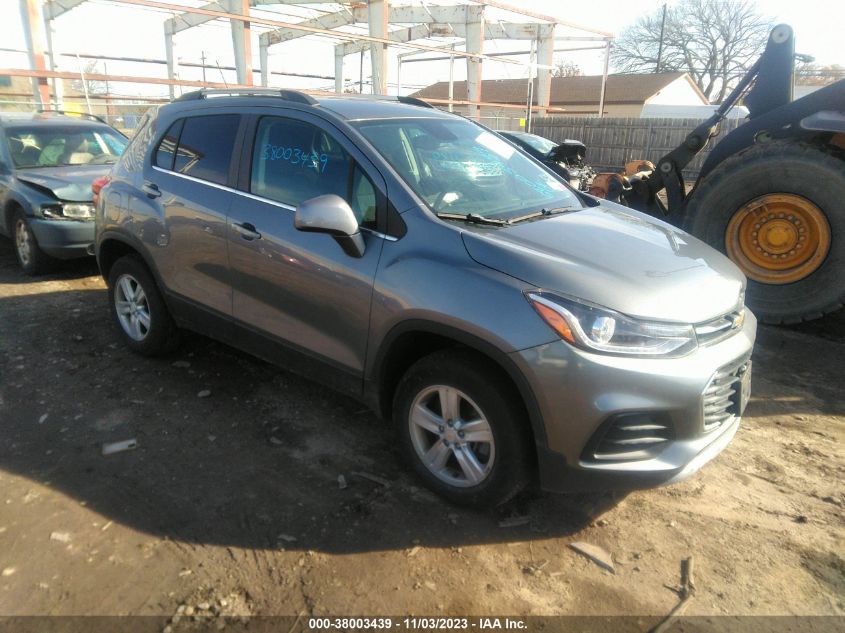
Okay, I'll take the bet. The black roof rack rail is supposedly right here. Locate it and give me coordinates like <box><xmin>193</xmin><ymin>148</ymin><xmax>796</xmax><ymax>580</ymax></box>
<box><xmin>396</xmin><ymin>96</ymin><xmax>434</xmax><ymax>109</ymax></box>
<box><xmin>35</xmin><ymin>109</ymin><xmax>110</xmax><ymax>125</ymax></box>
<box><xmin>174</xmin><ymin>88</ymin><xmax>318</xmax><ymax>106</ymax></box>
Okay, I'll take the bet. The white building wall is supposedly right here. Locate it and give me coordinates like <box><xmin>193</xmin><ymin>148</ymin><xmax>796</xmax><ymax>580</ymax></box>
<box><xmin>644</xmin><ymin>76</ymin><xmax>709</xmax><ymax>106</ymax></box>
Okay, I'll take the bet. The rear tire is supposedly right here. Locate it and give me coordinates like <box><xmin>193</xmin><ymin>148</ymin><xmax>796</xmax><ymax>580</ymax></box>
<box><xmin>680</xmin><ymin>141</ymin><xmax>845</xmax><ymax>324</ymax></box>
<box><xmin>13</xmin><ymin>211</ymin><xmax>54</xmax><ymax>275</ymax></box>
<box><xmin>107</xmin><ymin>255</ymin><xmax>180</xmax><ymax>356</ymax></box>
<box><xmin>393</xmin><ymin>349</ymin><xmax>532</xmax><ymax>508</ymax></box>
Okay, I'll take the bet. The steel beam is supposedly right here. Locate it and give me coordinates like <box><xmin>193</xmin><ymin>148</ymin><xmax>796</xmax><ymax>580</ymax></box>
<box><xmin>43</xmin><ymin>0</ymin><xmax>87</xmax><ymax>21</ymax></box>
<box><xmin>260</xmin><ymin>39</ymin><xmax>269</xmax><ymax>86</ymax></box>
<box><xmin>164</xmin><ymin>28</ymin><xmax>177</xmax><ymax>98</ymax></box>
<box><xmin>334</xmin><ymin>47</ymin><xmax>344</xmax><ymax>93</ymax></box>
<box><xmin>339</xmin><ymin>24</ymin><xmax>433</xmax><ymax>57</ymax></box>
<box><xmin>166</xmin><ymin>0</ymin><xmax>235</xmax><ymax>35</ymax></box>
<box><xmin>230</xmin><ymin>0</ymin><xmax>253</xmax><ymax>86</ymax></box>
<box><xmin>261</xmin><ymin>10</ymin><xmax>355</xmax><ymax>46</ymax></box>
<box><xmin>19</xmin><ymin>0</ymin><xmax>52</xmax><ymax>107</ymax></box>
<box><xmin>535</xmin><ymin>24</ymin><xmax>554</xmax><ymax>114</ymax></box>
<box><xmin>465</xmin><ymin>4</ymin><xmax>484</xmax><ymax>119</ymax></box>
<box><xmin>368</xmin><ymin>0</ymin><xmax>388</xmax><ymax>95</ymax></box>
<box><xmin>113</xmin><ymin>1</ymin><xmax>522</xmax><ymax>66</ymax></box>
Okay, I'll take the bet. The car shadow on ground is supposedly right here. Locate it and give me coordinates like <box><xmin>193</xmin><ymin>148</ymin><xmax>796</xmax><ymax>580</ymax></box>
<box><xmin>0</xmin><ymin>278</ymin><xmax>623</xmax><ymax>555</ymax></box>
<box><xmin>2</xmin><ymin>243</ymin><xmax>842</xmax><ymax>555</ymax></box>
<box><xmin>0</xmin><ymin>237</ymin><xmax>100</xmax><ymax>283</ymax></box>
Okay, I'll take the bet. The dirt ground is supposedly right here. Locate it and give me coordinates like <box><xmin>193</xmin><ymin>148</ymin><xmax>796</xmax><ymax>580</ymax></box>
<box><xmin>0</xmin><ymin>237</ymin><xmax>842</xmax><ymax>624</ymax></box>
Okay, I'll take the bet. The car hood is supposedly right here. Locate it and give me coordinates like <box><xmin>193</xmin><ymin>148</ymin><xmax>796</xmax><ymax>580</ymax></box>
<box><xmin>461</xmin><ymin>204</ymin><xmax>745</xmax><ymax>323</ymax></box>
<box><xmin>15</xmin><ymin>164</ymin><xmax>111</xmax><ymax>202</ymax></box>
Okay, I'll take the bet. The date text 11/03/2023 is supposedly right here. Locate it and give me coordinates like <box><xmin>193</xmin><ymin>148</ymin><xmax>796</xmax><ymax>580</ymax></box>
<box><xmin>307</xmin><ymin>618</ymin><xmax>528</xmax><ymax>630</ymax></box>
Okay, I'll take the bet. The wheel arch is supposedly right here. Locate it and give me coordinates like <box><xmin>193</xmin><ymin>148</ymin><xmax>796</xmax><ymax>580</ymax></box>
<box><xmin>3</xmin><ymin>197</ymin><xmax>29</xmax><ymax>235</ymax></box>
<box><xmin>369</xmin><ymin>319</ymin><xmax>547</xmax><ymax>451</ymax></box>
<box><xmin>97</xmin><ymin>233</ymin><xmax>163</xmax><ymax>290</ymax></box>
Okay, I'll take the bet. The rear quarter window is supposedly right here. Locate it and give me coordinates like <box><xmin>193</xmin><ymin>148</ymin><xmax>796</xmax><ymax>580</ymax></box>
<box><xmin>119</xmin><ymin>109</ymin><xmax>156</xmax><ymax>173</ymax></box>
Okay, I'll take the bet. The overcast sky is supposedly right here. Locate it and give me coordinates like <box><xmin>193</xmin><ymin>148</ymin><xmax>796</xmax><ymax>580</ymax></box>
<box><xmin>0</xmin><ymin>0</ymin><xmax>840</xmax><ymax>99</ymax></box>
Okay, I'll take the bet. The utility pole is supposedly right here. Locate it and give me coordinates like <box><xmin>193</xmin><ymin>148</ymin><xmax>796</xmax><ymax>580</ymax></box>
<box><xmin>201</xmin><ymin>51</ymin><xmax>207</xmax><ymax>83</ymax></box>
<box><xmin>359</xmin><ymin>50</ymin><xmax>364</xmax><ymax>93</ymax></box>
<box><xmin>656</xmin><ymin>3</ymin><xmax>667</xmax><ymax>73</ymax></box>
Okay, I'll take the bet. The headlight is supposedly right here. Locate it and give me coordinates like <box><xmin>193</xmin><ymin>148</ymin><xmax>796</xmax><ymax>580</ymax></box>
<box><xmin>526</xmin><ymin>291</ymin><xmax>697</xmax><ymax>357</ymax></box>
<box><xmin>62</xmin><ymin>203</ymin><xmax>95</xmax><ymax>219</ymax></box>
<box><xmin>41</xmin><ymin>202</ymin><xmax>95</xmax><ymax>220</ymax></box>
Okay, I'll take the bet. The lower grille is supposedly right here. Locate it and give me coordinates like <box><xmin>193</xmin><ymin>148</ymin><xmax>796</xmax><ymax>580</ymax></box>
<box><xmin>703</xmin><ymin>357</ymin><xmax>750</xmax><ymax>432</ymax></box>
<box><xmin>586</xmin><ymin>413</ymin><xmax>674</xmax><ymax>463</ymax></box>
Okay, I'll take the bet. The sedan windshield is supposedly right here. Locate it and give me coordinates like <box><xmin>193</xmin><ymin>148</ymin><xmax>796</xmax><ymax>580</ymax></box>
<box><xmin>353</xmin><ymin>118</ymin><xmax>580</xmax><ymax>220</ymax></box>
<box><xmin>6</xmin><ymin>125</ymin><xmax>128</xmax><ymax>168</ymax></box>
<box><xmin>510</xmin><ymin>132</ymin><xmax>557</xmax><ymax>156</ymax></box>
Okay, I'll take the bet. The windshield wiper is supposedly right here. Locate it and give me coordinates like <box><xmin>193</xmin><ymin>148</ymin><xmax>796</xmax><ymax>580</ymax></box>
<box><xmin>435</xmin><ymin>212</ymin><xmax>509</xmax><ymax>226</ymax></box>
<box><xmin>506</xmin><ymin>206</ymin><xmax>578</xmax><ymax>224</ymax></box>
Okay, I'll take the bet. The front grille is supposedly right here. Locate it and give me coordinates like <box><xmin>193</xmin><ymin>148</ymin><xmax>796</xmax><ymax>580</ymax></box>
<box><xmin>695</xmin><ymin>309</ymin><xmax>745</xmax><ymax>346</ymax></box>
<box><xmin>702</xmin><ymin>357</ymin><xmax>750</xmax><ymax>432</ymax></box>
<box><xmin>585</xmin><ymin>413</ymin><xmax>674</xmax><ymax>463</ymax></box>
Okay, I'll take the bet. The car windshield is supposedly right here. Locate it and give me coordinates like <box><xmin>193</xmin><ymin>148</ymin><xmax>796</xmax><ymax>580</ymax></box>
<box><xmin>6</xmin><ymin>125</ymin><xmax>128</xmax><ymax>168</ymax></box>
<box><xmin>512</xmin><ymin>133</ymin><xmax>557</xmax><ymax>156</ymax></box>
<box><xmin>353</xmin><ymin>118</ymin><xmax>580</xmax><ymax>219</ymax></box>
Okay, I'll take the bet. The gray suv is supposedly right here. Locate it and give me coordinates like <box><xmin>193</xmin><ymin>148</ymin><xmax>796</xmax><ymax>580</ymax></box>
<box><xmin>95</xmin><ymin>89</ymin><xmax>756</xmax><ymax>507</ymax></box>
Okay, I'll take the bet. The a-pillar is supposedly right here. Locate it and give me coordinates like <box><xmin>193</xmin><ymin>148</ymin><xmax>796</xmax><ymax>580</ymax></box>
<box><xmin>465</xmin><ymin>4</ymin><xmax>484</xmax><ymax>119</ymax></box>
<box><xmin>535</xmin><ymin>24</ymin><xmax>555</xmax><ymax>115</ymax></box>
<box><xmin>368</xmin><ymin>0</ymin><xmax>388</xmax><ymax>95</ymax></box>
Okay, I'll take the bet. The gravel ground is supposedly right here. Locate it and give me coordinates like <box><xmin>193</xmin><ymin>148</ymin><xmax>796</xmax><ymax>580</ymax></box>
<box><xmin>0</xmin><ymin>238</ymin><xmax>842</xmax><ymax>623</ymax></box>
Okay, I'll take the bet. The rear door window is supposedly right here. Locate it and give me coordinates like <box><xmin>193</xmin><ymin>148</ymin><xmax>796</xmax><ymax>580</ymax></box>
<box><xmin>250</xmin><ymin>116</ymin><xmax>377</xmax><ymax>228</ymax></box>
<box><xmin>167</xmin><ymin>114</ymin><xmax>240</xmax><ymax>186</ymax></box>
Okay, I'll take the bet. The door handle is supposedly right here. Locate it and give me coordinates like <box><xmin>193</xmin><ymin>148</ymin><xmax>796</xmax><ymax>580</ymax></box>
<box><xmin>231</xmin><ymin>221</ymin><xmax>262</xmax><ymax>241</ymax></box>
<box><xmin>142</xmin><ymin>181</ymin><xmax>161</xmax><ymax>198</ymax></box>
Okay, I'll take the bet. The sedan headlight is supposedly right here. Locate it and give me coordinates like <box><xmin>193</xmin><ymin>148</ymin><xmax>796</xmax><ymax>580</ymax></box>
<box><xmin>62</xmin><ymin>203</ymin><xmax>95</xmax><ymax>219</ymax></box>
<box><xmin>526</xmin><ymin>291</ymin><xmax>697</xmax><ymax>357</ymax></box>
<box><xmin>41</xmin><ymin>202</ymin><xmax>95</xmax><ymax>220</ymax></box>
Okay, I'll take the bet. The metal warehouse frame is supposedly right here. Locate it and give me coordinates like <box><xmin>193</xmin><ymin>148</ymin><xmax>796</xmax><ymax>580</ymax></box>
<box><xmin>21</xmin><ymin>1</ymin><xmax>614</xmax><ymax>117</ymax></box>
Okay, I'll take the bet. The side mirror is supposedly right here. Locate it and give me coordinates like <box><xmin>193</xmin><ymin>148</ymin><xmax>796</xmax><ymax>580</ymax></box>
<box><xmin>295</xmin><ymin>194</ymin><xmax>365</xmax><ymax>258</ymax></box>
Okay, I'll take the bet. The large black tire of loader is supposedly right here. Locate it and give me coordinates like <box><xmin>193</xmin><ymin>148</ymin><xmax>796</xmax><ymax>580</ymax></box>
<box><xmin>679</xmin><ymin>141</ymin><xmax>845</xmax><ymax>324</ymax></box>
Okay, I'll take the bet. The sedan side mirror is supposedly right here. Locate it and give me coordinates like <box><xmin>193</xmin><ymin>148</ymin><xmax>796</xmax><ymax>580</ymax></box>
<box><xmin>295</xmin><ymin>194</ymin><xmax>365</xmax><ymax>258</ymax></box>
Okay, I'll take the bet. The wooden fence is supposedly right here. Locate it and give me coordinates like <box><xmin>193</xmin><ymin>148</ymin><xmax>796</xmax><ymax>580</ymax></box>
<box><xmin>532</xmin><ymin>116</ymin><xmax>744</xmax><ymax>178</ymax></box>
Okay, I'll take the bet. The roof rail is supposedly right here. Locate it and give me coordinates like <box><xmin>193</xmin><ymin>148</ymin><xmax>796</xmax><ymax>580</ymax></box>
<box><xmin>396</xmin><ymin>96</ymin><xmax>434</xmax><ymax>109</ymax></box>
<box><xmin>174</xmin><ymin>88</ymin><xmax>318</xmax><ymax>106</ymax></box>
<box><xmin>35</xmin><ymin>109</ymin><xmax>109</xmax><ymax>125</ymax></box>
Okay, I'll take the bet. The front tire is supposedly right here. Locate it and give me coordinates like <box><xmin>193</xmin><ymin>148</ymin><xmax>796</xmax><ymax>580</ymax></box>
<box><xmin>13</xmin><ymin>211</ymin><xmax>53</xmax><ymax>275</ymax></box>
<box><xmin>393</xmin><ymin>349</ymin><xmax>532</xmax><ymax>508</ymax></box>
<box><xmin>680</xmin><ymin>141</ymin><xmax>845</xmax><ymax>324</ymax></box>
<box><xmin>107</xmin><ymin>255</ymin><xmax>179</xmax><ymax>356</ymax></box>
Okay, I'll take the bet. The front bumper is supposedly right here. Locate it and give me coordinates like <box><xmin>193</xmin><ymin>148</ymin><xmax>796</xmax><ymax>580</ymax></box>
<box><xmin>29</xmin><ymin>218</ymin><xmax>95</xmax><ymax>259</ymax></box>
<box><xmin>512</xmin><ymin>311</ymin><xmax>757</xmax><ymax>492</ymax></box>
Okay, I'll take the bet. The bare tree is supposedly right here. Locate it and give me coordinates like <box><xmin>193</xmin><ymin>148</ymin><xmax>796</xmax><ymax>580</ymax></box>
<box><xmin>71</xmin><ymin>61</ymin><xmax>108</xmax><ymax>96</ymax></box>
<box><xmin>612</xmin><ymin>0</ymin><xmax>771</xmax><ymax>103</ymax></box>
<box><xmin>552</xmin><ymin>60</ymin><xmax>582</xmax><ymax>78</ymax></box>
<box><xmin>795</xmin><ymin>62</ymin><xmax>845</xmax><ymax>86</ymax></box>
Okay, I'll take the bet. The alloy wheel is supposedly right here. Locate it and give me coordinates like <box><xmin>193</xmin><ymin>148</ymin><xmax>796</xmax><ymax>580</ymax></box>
<box><xmin>408</xmin><ymin>385</ymin><xmax>496</xmax><ymax>488</ymax></box>
<box><xmin>15</xmin><ymin>220</ymin><xmax>32</xmax><ymax>267</ymax></box>
<box><xmin>114</xmin><ymin>274</ymin><xmax>152</xmax><ymax>341</ymax></box>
